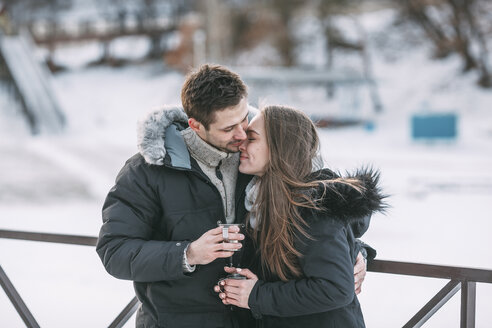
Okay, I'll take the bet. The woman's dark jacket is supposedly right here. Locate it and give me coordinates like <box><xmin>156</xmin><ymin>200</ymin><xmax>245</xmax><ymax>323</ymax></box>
<box><xmin>242</xmin><ymin>169</ymin><xmax>385</xmax><ymax>328</ymax></box>
<box><xmin>96</xmin><ymin>108</ymin><xmax>253</xmax><ymax>328</ymax></box>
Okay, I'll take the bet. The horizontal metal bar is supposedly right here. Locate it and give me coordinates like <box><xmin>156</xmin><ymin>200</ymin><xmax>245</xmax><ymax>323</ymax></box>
<box><xmin>368</xmin><ymin>259</ymin><xmax>492</xmax><ymax>283</ymax></box>
<box><xmin>108</xmin><ymin>297</ymin><xmax>140</xmax><ymax>328</ymax></box>
<box><xmin>0</xmin><ymin>265</ymin><xmax>40</xmax><ymax>328</ymax></box>
<box><xmin>1</xmin><ymin>229</ymin><xmax>491</xmax><ymax>284</ymax></box>
<box><xmin>403</xmin><ymin>280</ymin><xmax>461</xmax><ymax>328</ymax></box>
<box><xmin>0</xmin><ymin>229</ymin><xmax>97</xmax><ymax>246</ymax></box>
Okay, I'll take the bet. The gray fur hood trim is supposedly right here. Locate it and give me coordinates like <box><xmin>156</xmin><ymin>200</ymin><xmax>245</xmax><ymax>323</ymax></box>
<box><xmin>137</xmin><ymin>106</ymin><xmax>188</xmax><ymax>165</ymax></box>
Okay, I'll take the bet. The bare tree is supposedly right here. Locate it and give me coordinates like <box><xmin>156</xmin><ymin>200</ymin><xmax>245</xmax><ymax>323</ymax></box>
<box><xmin>458</xmin><ymin>0</ymin><xmax>491</xmax><ymax>87</ymax></box>
<box><xmin>267</xmin><ymin>0</ymin><xmax>304</xmax><ymax>66</ymax></box>
<box><xmin>400</xmin><ymin>0</ymin><xmax>491</xmax><ymax>88</ymax></box>
<box><xmin>317</xmin><ymin>0</ymin><xmax>364</xmax><ymax>69</ymax></box>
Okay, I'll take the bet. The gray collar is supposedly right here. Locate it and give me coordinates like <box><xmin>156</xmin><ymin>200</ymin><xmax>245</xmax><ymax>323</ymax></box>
<box><xmin>181</xmin><ymin>128</ymin><xmax>234</xmax><ymax>167</ymax></box>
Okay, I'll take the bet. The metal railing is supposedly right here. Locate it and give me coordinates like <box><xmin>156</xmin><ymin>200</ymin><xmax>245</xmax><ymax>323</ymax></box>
<box><xmin>0</xmin><ymin>229</ymin><xmax>139</xmax><ymax>328</ymax></box>
<box><xmin>1</xmin><ymin>228</ymin><xmax>491</xmax><ymax>327</ymax></box>
<box><xmin>367</xmin><ymin>259</ymin><xmax>492</xmax><ymax>327</ymax></box>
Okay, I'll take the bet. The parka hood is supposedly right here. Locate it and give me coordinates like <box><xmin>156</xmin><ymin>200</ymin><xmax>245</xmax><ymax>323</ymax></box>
<box><xmin>307</xmin><ymin>168</ymin><xmax>387</xmax><ymax>222</ymax></box>
<box><xmin>137</xmin><ymin>106</ymin><xmax>189</xmax><ymax>166</ymax></box>
<box><xmin>137</xmin><ymin>105</ymin><xmax>260</xmax><ymax>166</ymax></box>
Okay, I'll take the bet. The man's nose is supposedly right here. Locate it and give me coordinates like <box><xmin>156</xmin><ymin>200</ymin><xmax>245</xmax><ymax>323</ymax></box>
<box><xmin>234</xmin><ymin>125</ymin><xmax>247</xmax><ymax>140</ymax></box>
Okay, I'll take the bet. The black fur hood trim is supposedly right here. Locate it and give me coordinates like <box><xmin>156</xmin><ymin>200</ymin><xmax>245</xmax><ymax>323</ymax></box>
<box><xmin>306</xmin><ymin>167</ymin><xmax>387</xmax><ymax>222</ymax></box>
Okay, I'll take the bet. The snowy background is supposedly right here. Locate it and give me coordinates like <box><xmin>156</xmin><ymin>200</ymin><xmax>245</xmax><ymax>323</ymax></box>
<box><xmin>1</xmin><ymin>7</ymin><xmax>492</xmax><ymax>328</ymax></box>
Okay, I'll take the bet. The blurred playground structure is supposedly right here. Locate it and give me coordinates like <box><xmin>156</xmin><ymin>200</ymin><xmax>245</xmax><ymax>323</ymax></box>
<box><xmin>0</xmin><ymin>0</ymin><xmax>391</xmax><ymax>133</ymax></box>
<box><xmin>0</xmin><ymin>29</ymin><xmax>65</xmax><ymax>134</ymax></box>
<box><xmin>0</xmin><ymin>0</ymin><xmax>490</xmax><ymax>135</ymax></box>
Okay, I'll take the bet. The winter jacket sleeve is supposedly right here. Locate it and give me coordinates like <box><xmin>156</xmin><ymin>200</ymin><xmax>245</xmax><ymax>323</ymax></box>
<box><xmin>96</xmin><ymin>156</ymin><xmax>190</xmax><ymax>282</ymax></box>
<box><xmin>248</xmin><ymin>216</ymin><xmax>355</xmax><ymax>318</ymax></box>
<box><xmin>351</xmin><ymin>214</ymin><xmax>370</xmax><ymax>237</ymax></box>
<box><xmin>351</xmin><ymin>214</ymin><xmax>377</xmax><ymax>260</ymax></box>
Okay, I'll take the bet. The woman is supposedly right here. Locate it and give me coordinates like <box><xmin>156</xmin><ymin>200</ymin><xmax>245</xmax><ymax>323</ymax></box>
<box><xmin>217</xmin><ymin>105</ymin><xmax>385</xmax><ymax>327</ymax></box>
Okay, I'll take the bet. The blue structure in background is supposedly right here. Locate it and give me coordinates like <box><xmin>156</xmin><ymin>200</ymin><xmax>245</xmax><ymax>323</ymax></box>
<box><xmin>411</xmin><ymin>113</ymin><xmax>458</xmax><ymax>140</ymax></box>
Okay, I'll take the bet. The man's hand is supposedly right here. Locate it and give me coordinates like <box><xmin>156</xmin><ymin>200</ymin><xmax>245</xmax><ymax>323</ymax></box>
<box><xmin>214</xmin><ymin>267</ymin><xmax>258</xmax><ymax>309</ymax></box>
<box><xmin>187</xmin><ymin>226</ymin><xmax>244</xmax><ymax>266</ymax></box>
<box><xmin>354</xmin><ymin>251</ymin><xmax>367</xmax><ymax>295</ymax></box>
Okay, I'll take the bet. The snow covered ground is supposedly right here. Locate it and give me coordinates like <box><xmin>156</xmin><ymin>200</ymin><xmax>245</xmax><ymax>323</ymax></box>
<box><xmin>1</xmin><ymin>7</ymin><xmax>492</xmax><ymax>328</ymax></box>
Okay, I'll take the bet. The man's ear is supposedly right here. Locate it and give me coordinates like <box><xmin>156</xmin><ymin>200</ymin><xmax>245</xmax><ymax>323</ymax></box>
<box><xmin>188</xmin><ymin>118</ymin><xmax>202</xmax><ymax>132</ymax></box>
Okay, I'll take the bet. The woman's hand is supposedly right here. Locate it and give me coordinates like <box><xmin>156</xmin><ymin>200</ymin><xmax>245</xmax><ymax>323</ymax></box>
<box><xmin>354</xmin><ymin>252</ymin><xmax>366</xmax><ymax>294</ymax></box>
<box><xmin>214</xmin><ymin>267</ymin><xmax>258</xmax><ymax>309</ymax></box>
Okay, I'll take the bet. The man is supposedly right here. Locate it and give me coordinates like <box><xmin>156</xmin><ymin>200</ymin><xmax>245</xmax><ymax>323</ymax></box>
<box><xmin>96</xmin><ymin>64</ymin><xmax>368</xmax><ymax>328</ymax></box>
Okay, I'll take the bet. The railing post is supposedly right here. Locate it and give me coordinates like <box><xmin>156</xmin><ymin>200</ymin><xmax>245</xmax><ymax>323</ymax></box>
<box><xmin>0</xmin><ymin>265</ymin><xmax>40</xmax><ymax>328</ymax></box>
<box><xmin>461</xmin><ymin>281</ymin><xmax>476</xmax><ymax>328</ymax></box>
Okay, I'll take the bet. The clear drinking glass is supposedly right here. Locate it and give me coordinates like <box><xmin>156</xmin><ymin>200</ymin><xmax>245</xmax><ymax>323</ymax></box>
<box><xmin>217</xmin><ymin>222</ymin><xmax>246</xmax><ymax>280</ymax></box>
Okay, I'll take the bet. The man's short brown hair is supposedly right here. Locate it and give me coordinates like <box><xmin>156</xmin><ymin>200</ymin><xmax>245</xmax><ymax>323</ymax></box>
<box><xmin>181</xmin><ymin>64</ymin><xmax>248</xmax><ymax>129</ymax></box>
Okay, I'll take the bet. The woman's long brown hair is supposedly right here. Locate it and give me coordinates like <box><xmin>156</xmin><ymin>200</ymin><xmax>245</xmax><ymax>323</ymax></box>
<box><xmin>250</xmin><ymin>105</ymin><xmax>364</xmax><ymax>281</ymax></box>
